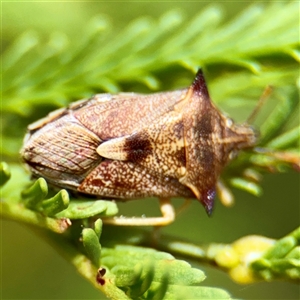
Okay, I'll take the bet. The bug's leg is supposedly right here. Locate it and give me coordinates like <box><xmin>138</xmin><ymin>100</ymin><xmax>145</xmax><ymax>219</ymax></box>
<box><xmin>102</xmin><ymin>198</ymin><xmax>175</xmax><ymax>226</ymax></box>
<box><xmin>175</xmin><ymin>198</ymin><xmax>192</xmax><ymax>217</ymax></box>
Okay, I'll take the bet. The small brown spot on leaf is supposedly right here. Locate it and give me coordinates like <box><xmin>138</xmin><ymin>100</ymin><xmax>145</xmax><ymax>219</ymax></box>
<box><xmin>96</xmin><ymin>268</ymin><xmax>106</xmax><ymax>285</ymax></box>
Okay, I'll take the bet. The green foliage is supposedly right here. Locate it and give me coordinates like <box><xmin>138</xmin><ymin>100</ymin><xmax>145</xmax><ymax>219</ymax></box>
<box><xmin>56</xmin><ymin>200</ymin><xmax>118</xmax><ymax>219</ymax></box>
<box><xmin>82</xmin><ymin>226</ymin><xmax>102</xmax><ymax>267</ymax></box>
<box><xmin>100</xmin><ymin>226</ymin><xmax>300</xmax><ymax>285</ymax></box>
<box><xmin>20</xmin><ymin>175</ymin><xmax>117</xmax><ymax>218</ymax></box>
<box><xmin>1</xmin><ymin>166</ymin><xmax>232</xmax><ymax>299</ymax></box>
<box><xmin>251</xmin><ymin>227</ymin><xmax>300</xmax><ymax>281</ymax></box>
<box><xmin>1</xmin><ymin>1</ymin><xmax>299</xmax><ymax>299</ymax></box>
<box><xmin>1</xmin><ymin>164</ymin><xmax>299</xmax><ymax>298</ymax></box>
<box><xmin>100</xmin><ymin>245</ymin><xmax>231</xmax><ymax>300</ymax></box>
<box><xmin>0</xmin><ymin>161</ymin><xmax>11</xmax><ymax>186</ymax></box>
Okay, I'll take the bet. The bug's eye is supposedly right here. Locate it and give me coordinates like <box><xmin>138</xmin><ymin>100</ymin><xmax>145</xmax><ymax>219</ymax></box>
<box><xmin>225</xmin><ymin>118</ymin><xmax>233</xmax><ymax>128</ymax></box>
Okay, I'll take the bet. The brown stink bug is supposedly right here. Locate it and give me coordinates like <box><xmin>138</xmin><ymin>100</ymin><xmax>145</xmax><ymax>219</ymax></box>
<box><xmin>21</xmin><ymin>69</ymin><xmax>257</xmax><ymax>226</ymax></box>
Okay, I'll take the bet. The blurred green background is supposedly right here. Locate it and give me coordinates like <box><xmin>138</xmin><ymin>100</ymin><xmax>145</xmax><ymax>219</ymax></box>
<box><xmin>1</xmin><ymin>1</ymin><xmax>299</xmax><ymax>299</ymax></box>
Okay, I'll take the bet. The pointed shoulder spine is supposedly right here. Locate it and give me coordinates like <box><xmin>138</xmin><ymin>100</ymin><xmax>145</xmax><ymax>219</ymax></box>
<box><xmin>191</xmin><ymin>69</ymin><xmax>210</xmax><ymax>98</ymax></box>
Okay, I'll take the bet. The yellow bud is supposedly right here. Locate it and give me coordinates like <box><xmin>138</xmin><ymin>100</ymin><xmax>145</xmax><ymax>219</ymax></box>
<box><xmin>229</xmin><ymin>265</ymin><xmax>256</xmax><ymax>284</ymax></box>
<box><xmin>215</xmin><ymin>246</ymin><xmax>239</xmax><ymax>268</ymax></box>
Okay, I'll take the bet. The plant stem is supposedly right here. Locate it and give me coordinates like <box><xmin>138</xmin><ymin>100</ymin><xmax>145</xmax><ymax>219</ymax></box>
<box><xmin>0</xmin><ymin>201</ymin><xmax>70</xmax><ymax>234</ymax></box>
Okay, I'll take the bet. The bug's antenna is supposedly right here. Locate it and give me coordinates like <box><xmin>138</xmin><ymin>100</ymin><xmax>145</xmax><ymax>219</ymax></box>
<box><xmin>246</xmin><ymin>85</ymin><xmax>273</xmax><ymax>124</ymax></box>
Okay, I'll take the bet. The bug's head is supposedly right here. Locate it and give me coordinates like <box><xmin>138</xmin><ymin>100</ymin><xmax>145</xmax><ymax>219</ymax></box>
<box><xmin>222</xmin><ymin>117</ymin><xmax>258</xmax><ymax>161</ymax></box>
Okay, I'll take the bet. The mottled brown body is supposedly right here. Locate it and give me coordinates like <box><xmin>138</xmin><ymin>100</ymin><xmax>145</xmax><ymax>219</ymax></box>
<box><xmin>21</xmin><ymin>70</ymin><xmax>256</xmax><ymax>215</ymax></box>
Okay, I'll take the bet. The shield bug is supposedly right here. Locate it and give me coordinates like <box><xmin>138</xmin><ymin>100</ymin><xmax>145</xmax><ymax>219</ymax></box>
<box><xmin>21</xmin><ymin>69</ymin><xmax>257</xmax><ymax>226</ymax></box>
